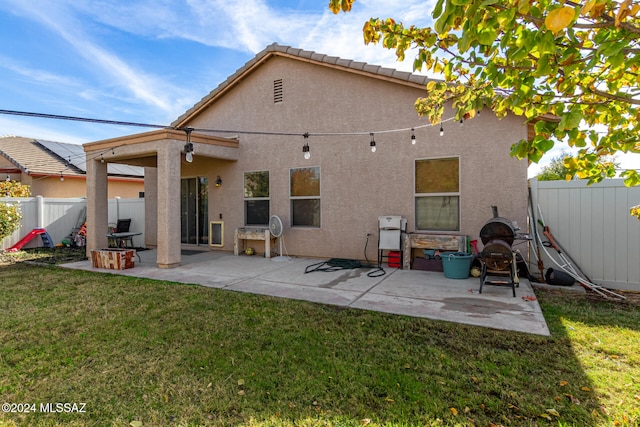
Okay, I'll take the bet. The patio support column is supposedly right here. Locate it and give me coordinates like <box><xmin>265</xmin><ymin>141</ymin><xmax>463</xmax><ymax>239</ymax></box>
<box><xmin>85</xmin><ymin>156</ymin><xmax>109</xmax><ymax>257</ymax></box>
<box><xmin>156</xmin><ymin>144</ymin><xmax>181</xmax><ymax>268</ymax></box>
<box><xmin>143</xmin><ymin>166</ymin><xmax>158</xmax><ymax>248</ymax></box>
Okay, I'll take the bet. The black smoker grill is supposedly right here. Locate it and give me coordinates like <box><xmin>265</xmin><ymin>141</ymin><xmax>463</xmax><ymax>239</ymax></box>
<box><xmin>478</xmin><ymin>207</ymin><xmax>519</xmax><ymax>297</ymax></box>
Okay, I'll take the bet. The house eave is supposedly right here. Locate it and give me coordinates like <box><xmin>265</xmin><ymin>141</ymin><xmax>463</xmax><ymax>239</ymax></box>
<box><xmin>83</xmin><ymin>128</ymin><xmax>239</xmax><ymax>153</ymax></box>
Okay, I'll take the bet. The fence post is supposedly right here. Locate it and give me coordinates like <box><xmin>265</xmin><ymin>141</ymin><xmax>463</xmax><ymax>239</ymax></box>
<box><xmin>36</xmin><ymin>195</ymin><xmax>44</xmax><ymax>229</ymax></box>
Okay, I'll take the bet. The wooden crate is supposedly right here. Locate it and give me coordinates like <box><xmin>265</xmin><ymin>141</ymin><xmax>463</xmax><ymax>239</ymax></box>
<box><xmin>91</xmin><ymin>249</ymin><xmax>136</xmax><ymax>270</ymax></box>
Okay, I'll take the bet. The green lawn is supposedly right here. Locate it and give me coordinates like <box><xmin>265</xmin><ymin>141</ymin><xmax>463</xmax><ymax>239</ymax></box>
<box><xmin>0</xmin><ymin>251</ymin><xmax>639</xmax><ymax>427</ymax></box>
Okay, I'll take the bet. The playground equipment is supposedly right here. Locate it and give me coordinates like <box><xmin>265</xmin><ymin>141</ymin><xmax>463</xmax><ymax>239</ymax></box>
<box><xmin>6</xmin><ymin>228</ymin><xmax>54</xmax><ymax>252</ymax></box>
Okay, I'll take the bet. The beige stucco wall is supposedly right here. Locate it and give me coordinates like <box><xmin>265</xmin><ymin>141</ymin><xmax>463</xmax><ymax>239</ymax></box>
<box><xmin>7</xmin><ymin>173</ymin><xmax>143</xmax><ymax>198</ymax></box>
<box><xmin>183</xmin><ymin>56</ymin><xmax>528</xmax><ymax>260</ymax></box>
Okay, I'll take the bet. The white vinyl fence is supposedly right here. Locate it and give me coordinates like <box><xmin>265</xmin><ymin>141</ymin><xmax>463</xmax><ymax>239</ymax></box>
<box><xmin>0</xmin><ymin>196</ymin><xmax>145</xmax><ymax>251</ymax></box>
<box><xmin>529</xmin><ymin>178</ymin><xmax>640</xmax><ymax>291</ymax></box>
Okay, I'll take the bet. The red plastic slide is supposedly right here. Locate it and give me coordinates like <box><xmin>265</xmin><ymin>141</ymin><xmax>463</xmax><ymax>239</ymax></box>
<box><xmin>6</xmin><ymin>228</ymin><xmax>53</xmax><ymax>252</ymax></box>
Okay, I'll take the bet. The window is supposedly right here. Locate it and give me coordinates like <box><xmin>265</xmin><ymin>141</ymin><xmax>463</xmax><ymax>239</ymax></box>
<box><xmin>290</xmin><ymin>167</ymin><xmax>320</xmax><ymax>227</ymax></box>
<box><xmin>244</xmin><ymin>171</ymin><xmax>270</xmax><ymax>225</ymax></box>
<box><xmin>415</xmin><ymin>158</ymin><xmax>460</xmax><ymax>231</ymax></box>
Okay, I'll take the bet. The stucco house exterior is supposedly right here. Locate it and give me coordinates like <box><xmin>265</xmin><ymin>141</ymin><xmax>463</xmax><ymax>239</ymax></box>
<box><xmin>84</xmin><ymin>43</ymin><xmax>529</xmax><ymax>268</ymax></box>
<box><xmin>0</xmin><ymin>136</ymin><xmax>144</xmax><ymax>198</ymax></box>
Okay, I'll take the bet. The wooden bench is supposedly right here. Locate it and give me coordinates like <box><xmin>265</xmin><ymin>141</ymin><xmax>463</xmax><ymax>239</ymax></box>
<box><xmin>234</xmin><ymin>227</ymin><xmax>272</xmax><ymax>258</ymax></box>
<box><xmin>403</xmin><ymin>233</ymin><xmax>468</xmax><ymax>270</ymax></box>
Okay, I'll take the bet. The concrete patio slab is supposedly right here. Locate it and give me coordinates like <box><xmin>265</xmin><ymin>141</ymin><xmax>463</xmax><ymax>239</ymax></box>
<box><xmin>62</xmin><ymin>250</ymin><xmax>550</xmax><ymax>336</ymax></box>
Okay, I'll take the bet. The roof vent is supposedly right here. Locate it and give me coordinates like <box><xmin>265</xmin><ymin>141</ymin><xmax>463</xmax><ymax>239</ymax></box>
<box><xmin>273</xmin><ymin>79</ymin><xmax>283</xmax><ymax>103</ymax></box>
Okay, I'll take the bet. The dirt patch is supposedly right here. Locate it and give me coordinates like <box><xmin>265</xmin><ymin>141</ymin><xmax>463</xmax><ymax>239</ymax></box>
<box><xmin>0</xmin><ymin>247</ymin><xmax>88</xmax><ymax>266</ymax></box>
<box><xmin>538</xmin><ymin>286</ymin><xmax>640</xmax><ymax>308</ymax></box>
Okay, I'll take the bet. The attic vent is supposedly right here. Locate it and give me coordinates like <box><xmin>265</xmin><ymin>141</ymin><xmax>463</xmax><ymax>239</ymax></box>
<box><xmin>273</xmin><ymin>79</ymin><xmax>283</xmax><ymax>103</ymax></box>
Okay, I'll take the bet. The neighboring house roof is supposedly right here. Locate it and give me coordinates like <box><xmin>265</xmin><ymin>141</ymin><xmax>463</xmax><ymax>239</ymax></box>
<box><xmin>173</xmin><ymin>43</ymin><xmax>434</xmax><ymax>127</ymax></box>
<box><xmin>0</xmin><ymin>136</ymin><xmax>144</xmax><ymax>178</ymax></box>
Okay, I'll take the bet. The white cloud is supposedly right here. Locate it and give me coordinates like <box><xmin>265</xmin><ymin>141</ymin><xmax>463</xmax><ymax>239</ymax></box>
<box><xmin>0</xmin><ymin>116</ymin><xmax>87</xmax><ymax>144</ymax></box>
<box><xmin>3</xmin><ymin>0</ymin><xmax>191</xmax><ymax>118</ymax></box>
<box><xmin>0</xmin><ymin>55</ymin><xmax>79</xmax><ymax>87</ymax></box>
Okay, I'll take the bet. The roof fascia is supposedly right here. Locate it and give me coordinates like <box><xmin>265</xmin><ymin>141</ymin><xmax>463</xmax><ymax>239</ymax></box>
<box><xmin>83</xmin><ymin>128</ymin><xmax>238</xmax><ymax>153</ymax></box>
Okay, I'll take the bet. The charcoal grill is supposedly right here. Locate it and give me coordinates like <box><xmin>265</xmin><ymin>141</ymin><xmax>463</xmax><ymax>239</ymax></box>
<box><xmin>478</xmin><ymin>207</ymin><xmax>519</xmax><ymax>297</ymax></box>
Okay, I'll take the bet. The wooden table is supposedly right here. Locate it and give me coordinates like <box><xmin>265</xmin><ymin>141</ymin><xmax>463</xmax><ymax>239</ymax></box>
<box><xmin>234</xmin><ymin>228</ymin><xmax>272</xmax><ymax>258</ymax></box>
<box><xmin>403</xmin><ymin>233</ymin><xmax>468</xmax><ymax>269</ymax></box>
<box><xmin>107</xmin><ymin>232</ymin><xmax>142</xmax><ymax>248</ymax></box>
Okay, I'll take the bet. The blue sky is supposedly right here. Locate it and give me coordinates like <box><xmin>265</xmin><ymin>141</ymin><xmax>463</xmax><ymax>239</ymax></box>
<box><xmin>0</xmin><ymin>0</ymin><xmax>637</xmax><ymax>175</ymax></box>
<box><xmin>0</xmin><ymin>0</ymin><xmax>434</xmax><ymax>143</ymax></box>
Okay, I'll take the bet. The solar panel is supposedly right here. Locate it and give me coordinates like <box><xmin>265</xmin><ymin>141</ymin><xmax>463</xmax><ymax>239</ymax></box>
<box><xmin>36</xmin><ymin>139</ymin><xmax>144</xmax><ymax>177</ymax></box>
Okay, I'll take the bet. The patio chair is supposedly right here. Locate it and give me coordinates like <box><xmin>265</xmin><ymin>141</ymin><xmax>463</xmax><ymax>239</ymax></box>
<box><xmin>116</xmin><ymin>219</ymin><xmax>131</xmax><ymax>233</ymax></box>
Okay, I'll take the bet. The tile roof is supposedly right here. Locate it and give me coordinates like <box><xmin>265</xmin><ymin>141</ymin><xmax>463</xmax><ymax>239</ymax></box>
<box><xmin>0</xmin><ymin>136</ymin><xmax>143</xmax><ymax>177</ymax></box>
<box><xmin>173</xmin><ymin>43</ymin><xmax>433</xmax><ymax>127</ymax></box>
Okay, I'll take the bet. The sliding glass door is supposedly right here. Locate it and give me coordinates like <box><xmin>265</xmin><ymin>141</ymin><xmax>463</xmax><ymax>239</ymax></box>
<box><xmin>181</xmin><ymin>177</ymin><xmax>208</xmax><ymax>245</ymax></box>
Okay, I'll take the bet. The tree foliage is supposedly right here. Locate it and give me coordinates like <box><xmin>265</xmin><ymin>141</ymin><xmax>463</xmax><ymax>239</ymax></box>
<box><xmin>536</xmin><ymin>152</ymin><xmax>574</xmax><ymax>181</ymax></box>
<box><xmin>329</xmin><ymin>0</ymin><xmax>640</xmax><ymax>187</ymax></box>
<box><xmin>0</xmin><ymin>180</ymin><xmax>30</xmax><ymax>241</ymax></box>
<box><xmin>0</xmin><ymin>181</ymin><xmax>31</xmax><ymax>197</ymax></box>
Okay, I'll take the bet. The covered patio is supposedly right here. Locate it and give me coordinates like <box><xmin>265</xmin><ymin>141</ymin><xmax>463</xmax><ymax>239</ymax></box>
<box><xmin>83</xmin><ymin>129</ymin><xmax>238</xmax><ymax>268</ymax></box>
<box><xmin>63</xmin><ymin>249</ymin><xmax>554</xmax><ymax>336</ymax></box>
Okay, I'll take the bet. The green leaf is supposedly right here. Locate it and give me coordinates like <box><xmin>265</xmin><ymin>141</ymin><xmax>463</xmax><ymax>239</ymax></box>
<box><xmin>621</xmin><ymin>170</ymin><xmax>640</xmax><ymax>187</ymax></box>
<box><xmin>535</xmin><ymin>54</ymin><xmax>552</xmax><ymax>76</ymax></box>
<box><xmin>558</xmin><ymin>110</ymin><xmax>583</xmax><ymax>131</ymax></box>
<box><xmin>534</xmin><ymin>136</ymin><xmax>555</xmax><ymax>153</ymax></box>
<box><xmin>478</xmin><ymin>27</ymin><xmax>499</xmax><ymax>45</ymax></box>
<box><xmin>433</xmin><ymin>0</ymin><xmax>445</xmax><ymax>19</ymax></box>
<box><xmin>537</xmin><ymin>31</ymin><xmax>557</xmax><ymax>55</ymax></box>
<box><xmin>510</xmin><ymin>139</ymin><xmax>531</xmax><ymax>159</ymax></box>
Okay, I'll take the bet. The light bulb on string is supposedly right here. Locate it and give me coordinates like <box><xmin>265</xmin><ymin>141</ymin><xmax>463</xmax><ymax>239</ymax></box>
<box><xmin>183</xmin><ymin>127</ymin><xmax>194</xmax><ymax>163</ymax></box>
<box><xmin>302</xmin><ymin>133</ymin><xmax>310</xmax><ymax>159</ymax></box>
<box><xmin>370</xmin><ymin>133</ymin><xmax>376</xmax><ymax>153</ymax></box>
<box><xmin>411</xmin><ymin>128</ymin><xmax>416</xmax><ymax>145</ymax></box>
<box><xmin>439</xmin><ymin>124</ymin><xmax>444</xmax><ymax>137</ymax></box>
<box><xmin>60</xmin><ymin>173</ymin><xmax>64</xmax><ymax>182</ymax></box>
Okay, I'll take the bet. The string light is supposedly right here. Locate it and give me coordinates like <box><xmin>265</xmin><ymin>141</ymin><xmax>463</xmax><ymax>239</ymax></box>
<box><xmin>302</xmin><ymin>133</ymin><xmax>310</xmax><ymax>160</ymax></box>
<box><xmin>183</xmin><ymin>128</ymin><xmax>194</xmax><ymax>163</ymax></box>
<box><xmin>460</xmin><ymin>119</ymin><xmax>464</xmax><ymax>127</ymax></box>
<box><xmin>59</xmin><ymin>173</ymin><xmax>64</xmax><ymax>182</ymax></box>
<box><xmin>0</xmin><ymin>109</ymin><xmax>465</xmax><ymax>161</ymax></box>
<box><xmin>0</xmin><ymin>108</ymin><xmax>459</xmax><ymax>140</ymax></box>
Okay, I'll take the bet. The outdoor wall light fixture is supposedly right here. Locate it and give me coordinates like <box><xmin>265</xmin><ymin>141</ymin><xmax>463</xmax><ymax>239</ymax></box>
<box><xmin>215</xmin><ymin>176</ymin><xmax>222</xmax><ymax>187</ymax></box>
<box><xmin>183</xmin><ymin>127</ymin><xmax>194</xmax><ymax>163</ymax></box>
<box><xmin>370</xmin><ymin>133</ymin><xmax>376</xmax><ymax>153</ymax></box>
<box><xmin>302</xmin><ymin>132</ymin><xmax>310</xmax><ymax>160</ymax></box>
<box><xmin>411</xmin><ymin>128</ymin><xmax>416</xmax><ymax>145</ymax></box>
